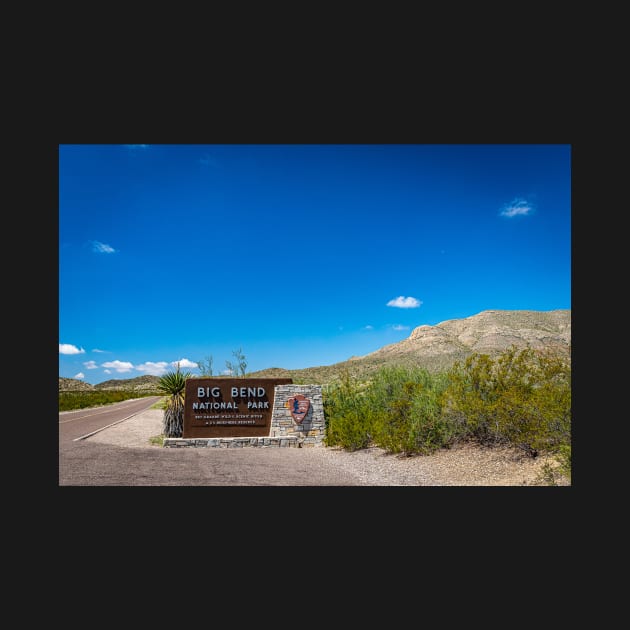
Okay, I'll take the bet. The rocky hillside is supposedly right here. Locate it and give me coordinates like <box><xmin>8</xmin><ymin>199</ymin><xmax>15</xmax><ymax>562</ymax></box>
<box><xmin>59</xmin><ymin>377</ymin><xmax>95</xmax><ymax>391</ymax></box>
<box><xmin>59</xmin><ymin>375</ymin><xmax>161</xmax><ymax>392</ymax></box>
<box><xmin>364</xmin><ymin>308</ymin><xmax>570</xmax><ymax>363</ymax></box>
<box><xmin>250</xmin><ymin>309</ymin><xmax>571</xmax><ymax>383</ymax></box>
<box><xmin>94</xmin><ymin>375</ymin><xmax>161</xmax><ymax>392</ymax></box>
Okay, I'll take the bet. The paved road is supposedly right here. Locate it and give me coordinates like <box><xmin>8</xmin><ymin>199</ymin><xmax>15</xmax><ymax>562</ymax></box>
<box><xmin>59</xmin><ymin>396</ymin><xmax>162</xmax><ymax>444</ymax></box>
<box><xmin>58</xmin><ymin>397</ymin><xmax>362</xmax><ymax>486</ymax></box>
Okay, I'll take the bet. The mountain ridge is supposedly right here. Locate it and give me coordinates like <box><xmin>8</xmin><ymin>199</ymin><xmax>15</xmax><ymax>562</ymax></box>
<box><xmin>364</xmin><ymin>308</ymin><xmax>570</xmax><ymax>360</ymax></box>
<box><xmin>59</xmin><ymin>309</ymin><xmax>571</xmax><ymax>390</ymax></box>
<box><xmin>249</xmin><ymin>308</ymin><xmax>571</xmax><ymax>382</ymax></box>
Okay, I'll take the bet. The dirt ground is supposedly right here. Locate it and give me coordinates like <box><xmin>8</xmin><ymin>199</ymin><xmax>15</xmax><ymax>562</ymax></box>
<box><xmin>73</xmin><ymin>408</ymin><xmax>569</xmax><ymax>486</ymax></box>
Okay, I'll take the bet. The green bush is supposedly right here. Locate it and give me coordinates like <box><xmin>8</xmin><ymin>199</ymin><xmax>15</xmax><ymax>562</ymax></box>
<box><xmin>323</xmin><ymin>366</ymin><xmax>454</xmax><ymax>455</ymax></box>
<box><xmin>557</xmin><ymin>443</ymin><xmax>571</xmax><ymax>481</ymax></box>
<box><xmin>443</xmin><ymin>346</ymin><xmax>571</xmax><ymax>460</ymax></box>
<box><xmin>321</xmin><ymin>347</ymin><xmax>570</xmax><ymax>478</ymax></box>
<box><xmin>442</xmin><ymin>353</ymin><xmax>503</xmax><ymax>445</ymax></box>
<box><xmin>366</xmin><ymin>367</ymin><xmax>453</xmax><ymax>455</ymax></box>
<box><xmin>323</xmin><ymin>369</ymin><xmax>372</xmax><ymax>450</ymax></box>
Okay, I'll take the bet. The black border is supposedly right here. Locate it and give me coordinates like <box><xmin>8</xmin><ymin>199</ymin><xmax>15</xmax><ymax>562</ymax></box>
<box><xmin>47</xmin><ymin>96</ymin><xmax>582</xmax><ymax>564</ymax></box>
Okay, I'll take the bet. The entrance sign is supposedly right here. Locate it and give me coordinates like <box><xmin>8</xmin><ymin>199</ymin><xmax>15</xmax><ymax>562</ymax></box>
<box><xmin>183</xmin><ymin>377</ymin><xmax>293</xmax><ymax>438</ymax></box>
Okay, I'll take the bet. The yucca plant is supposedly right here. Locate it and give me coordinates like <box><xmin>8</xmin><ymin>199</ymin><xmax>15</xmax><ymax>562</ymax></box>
<box><xmin>157</xmin><ymin>365</ymin><xmax>191</xmax><ymax>437</ymax></box>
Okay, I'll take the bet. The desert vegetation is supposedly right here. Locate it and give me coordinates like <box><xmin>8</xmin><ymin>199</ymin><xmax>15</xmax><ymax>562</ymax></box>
<box><xmin>157</xmin><ymin>364</ymin><xmax>191</xmax><ymax>437</ymax></box>
<box><xmin>58</xmin><ymin>389</ymin><xmax>158</xmax><ymax>411</ymax></box>
<box><xmin>323</xmin><ymin>346</ymin><xmax>571</xmax><ymax>482</ymax></box>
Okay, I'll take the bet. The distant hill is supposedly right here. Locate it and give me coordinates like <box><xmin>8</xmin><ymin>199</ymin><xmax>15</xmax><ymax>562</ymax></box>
<box><xmin>249</xmin><ymin>309</ymin><xmax>571</xmax><ymax>383</ymax></box>
<box><xmin>94</xmin><ymin>375</ymin><xmax>161</xmax><ymax>392</ymax></box>
<box><xmin>59</xmin><ymin>375</ymin><xmax>161</xmax><ymax>392</ymax></box>
<box><xmin>59</xmin><ymin>377</ymin><xmax>95</xmax><ymax>391</ymax></box>
<box><xmin>59</xmin><ymin>309</ymin><xmax>571</xmax><ymax>390</ymax></box>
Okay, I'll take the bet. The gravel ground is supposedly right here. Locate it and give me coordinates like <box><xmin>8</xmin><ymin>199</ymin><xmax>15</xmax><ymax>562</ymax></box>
<box><xmin>85</xmin><ymin>408</ymin><xmax>568</xmax><ymax>486</ymax></box>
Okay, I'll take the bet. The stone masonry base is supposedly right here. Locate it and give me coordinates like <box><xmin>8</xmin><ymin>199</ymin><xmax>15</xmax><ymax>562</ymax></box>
<box><xmin>163</xmin><ymin>436</ymin><xmax>307</xmax><ymax>448</ymax></box>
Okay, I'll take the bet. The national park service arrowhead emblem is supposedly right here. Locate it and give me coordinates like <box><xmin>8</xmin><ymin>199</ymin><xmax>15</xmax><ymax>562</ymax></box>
<box><xmin>286</xmin><ymin>394</ymin><xmax>310</xmax><ymax>424</ymax></box>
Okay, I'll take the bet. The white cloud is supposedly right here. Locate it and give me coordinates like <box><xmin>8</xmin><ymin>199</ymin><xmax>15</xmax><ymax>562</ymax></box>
<box><xmin>101</xmin><ymin>360</ymin><xmax>134</xmax><ymax>373</ymax></box>
<box><xmin>92</xmin><ymin>348</ymin><xmax>108</xmax><ymax>353</ymax></box>
<box><xmin>363</xmin><ymin>325</ymin><xmax>374</xmax><ymax>330</ymax></box>
<box><xmin>135</xmin><ymin>361</ymin><xmax>169</xmax><ymax>376</ymax></box>
<box><xmin>104</xmin><ymin>369</ymin><xmax>112</xmax><ymax>374</ymax></box>
<box><xmin>60</xmin><ymin>343</ymin><xmax>85</xmax><ymax>355</ymax></box>
<box><xmin>387</xmin><ymin>296</ymin><xmax>422</xmax><ymax>308</ymax></box>
<box><xmin>500</xmin><ymin>198</ymin><xmax>534</xmax><ymax>218</ymax></box>
<box><xmin>171</xmin><ymin>358</ymin><xmax>198</xmax><ymax>369</ymax></box>
<box><xmin>222</xmin><ymin>369</ymin><xmax>233</xmax><ymax>375</ymax></box>
<box><xmin>91</xmin><ymin>240</ymin><xmax>116</xmax><ymax>254</ymax></box>
<box><xmin>74</xmin><ymin>372</ymin><xmax>85</xmax><ymax>379</ymax></box>
<box><xmin>125</xmin><ymin>144</ymin><xmax>148</xmax><ymax>149</ymax></box>
<box><xmin>83</xmin><ymin>360</ymin><xmax>98</xmax><ymax>369</ymax></box>
<box><xmin>392</xmin><ymin>324</ymin><xmax>410</xmax><ymax>331</ymax></box>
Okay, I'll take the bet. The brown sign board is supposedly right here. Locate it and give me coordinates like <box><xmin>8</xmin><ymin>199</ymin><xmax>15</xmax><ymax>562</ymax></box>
<box><xmin>183</xmin><ymin>377</ymin><xmax>293</xmax><ymax>438</ymax></box>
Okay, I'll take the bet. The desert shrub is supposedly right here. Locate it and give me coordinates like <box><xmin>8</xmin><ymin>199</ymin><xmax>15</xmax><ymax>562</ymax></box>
<box><xmin>556</xmin><ymin>443</ymin><xmax>571</xmax><ymax>481</ymax></box>
<box><xmin>366</xmin><ymin>366</ymin><xmax>452</xmax><ymax>455</ymax></box>
<box><xmin>443</xmin><ymin>346</ymin><xmax>571</xmax><ymax>461</ymax></box>
<box><xmin>369</xmin><ymin>380</ymin><xmax>421</xmax><ymax>454</ymax></box>
<box><xmin>323</xmin><ymin>369</ymin><xmax>372</xmax><ymax>450</ymax></box>
<box><xmin>324</xmin><ymin>365</ymin><xmax>454</xmax><ymax>455</ymax></box>
<box><xmin>322</xmin><ymin>347</ymin><xmax>570</xmax><ymax>474</ymax></box>
<box><xmin>442</xmin><ymin>352</ymin><xmax>504</xmax><ymax>445</ymax></box>
<box><xmin>407</xmin><ymin>390</ymin><xmax>457</xmax><ymax>455</ymax></box>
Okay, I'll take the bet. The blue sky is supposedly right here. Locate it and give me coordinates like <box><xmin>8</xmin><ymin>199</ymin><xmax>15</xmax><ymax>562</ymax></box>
<box><xmin>59</xmin><ymin>144</ymin><xmax>571</xmax><ymax>384</ymax></box>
